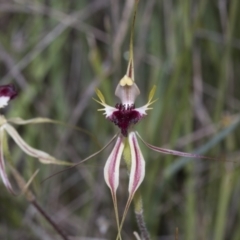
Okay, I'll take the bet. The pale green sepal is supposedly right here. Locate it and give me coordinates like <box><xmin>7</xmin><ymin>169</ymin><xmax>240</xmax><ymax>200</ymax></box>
<box><xmin>4</xmin><ymin>123</ymin><xmax>72</xmax><ymax>166</ymax></box>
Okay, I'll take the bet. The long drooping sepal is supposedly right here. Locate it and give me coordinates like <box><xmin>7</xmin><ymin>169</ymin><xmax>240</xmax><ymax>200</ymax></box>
<box><xmin>42</xmin><ymin>134</ymin><xmax>118</xmax><ymax>183</ymax></box>
<box><xmin>3</xmin><ymin>123</ymin><xmax>72</xmax><ymax>165</ymax></box>
<box><xmin>117</xmin><ymin>131</ymin><xmax>145</xmax><ymax>240</ymax></box>
<box><xmin>104</xmin><ymin>135</ymin><xmax>125</xmax><ymax>240</ymax></box>
<box><xmin>7</xmin><ymin>117</ymin><xmax>101</xmax><ymax>148</ymax></box>
<box><xmin>136</xmin><ymin>132</ymin><xmax>218</xmax><ymax>160</ymax></box>
<box><xmin>0</xmin><ymin>128</ymin><xmax>15</xmax><ymax>194</ymax></box>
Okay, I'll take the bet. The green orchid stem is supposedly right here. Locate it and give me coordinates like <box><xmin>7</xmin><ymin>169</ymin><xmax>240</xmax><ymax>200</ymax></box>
<box><xmin>117</xmin><ymin>192</ymin><xmax>150</xmax><ymax>240</ymax></box>
<box><xmin>134</xmin><ymin>191</ymin><xmax>150</xmax><ymax>240</ymax></box>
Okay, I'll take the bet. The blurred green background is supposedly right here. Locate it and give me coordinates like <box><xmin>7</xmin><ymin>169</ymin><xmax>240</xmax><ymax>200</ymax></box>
<box><xmin>1</xmin><ymin>0</ymin><xmax>240</xmax><ymax>239</ymax></box>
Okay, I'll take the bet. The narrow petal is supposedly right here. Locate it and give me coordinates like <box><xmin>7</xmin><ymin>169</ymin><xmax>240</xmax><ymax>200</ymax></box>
<box><xmin>0</xmin><ymin>128</ymin><xmax>14</xmax><ymax>193</ymax></box>
<box><xmin>10</xmin><ymin>165</ymin><xmax>38</xmax><ymax>201</ymax></box>
<box><xmin>104</xmin><ymin>135</ymin><xmax>124</xmax><ymax>193</ymax></box>
<box><xmin>148</xmin><ymin>85</ymin><xmax>157</xmax><ymax>103</ymax></box>
<box><xmin>4</xmin><ymin>124</ymin><xmax>71</xmax><ymax>165</ymax></box>
<box><xmin>128</xmin><ymin>131</ymin><xmax>145</xmax><ymax>195</ymax></box>
<box><xmin>136</xmin><ymin>132</ymin><xmax>217</xmax><ymax>160</ymax></box>
<box><xmin>42</xmin><ymin>134</ymin><xmax>118</xmax><ymax>183</ymax></box>
<box><xmin>94</xmin><ymin>89</ymin><xmax>117</xmax><ymax>118</ymax></box>
<box><xmin>135</xmin><ymin>85</ymin><xmax>158</xmax><ymax>117</ymax></box>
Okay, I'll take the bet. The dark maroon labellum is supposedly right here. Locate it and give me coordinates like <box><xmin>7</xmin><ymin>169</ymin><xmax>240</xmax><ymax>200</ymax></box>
<box><xmin>109</xmin><ymin>103</ymin><xmax>142</xmax><ymax>137</ymax></box>
<box><xmin>0</xmin><ymin>84</ymin><xmax>18</xmax><ymax>100</ymax></box>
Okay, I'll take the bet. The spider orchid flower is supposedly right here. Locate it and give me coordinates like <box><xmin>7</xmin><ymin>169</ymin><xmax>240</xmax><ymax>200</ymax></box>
<box><xmin>0</xmin><ymin>84</ymin><xmax>71</xmax><ymax>194</ymax></box>
<box><xmin>95</xmin><ymin>60</ymin><xmax>217</xmax><ymax>238</ymax></box>
<box><xmin>91</xmin><ymin>2</ymin><xmax>218</xmax><ymax>237</ymax></box>
<box><xmin>95</xmin><ymin>55</ymin><xmax>216</xmax><ymax>234</ymax></box>
<box><xmin>95</xmin><ymin>60</ymin><xmax>156</xmax><ymax>197</ymax></box>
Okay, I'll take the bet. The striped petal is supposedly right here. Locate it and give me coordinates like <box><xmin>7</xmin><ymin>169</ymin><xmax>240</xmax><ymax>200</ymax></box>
<box><xmin>0</xmin><ymin>128</ymin><xmax>14</xmax><ymax>193</ymax></box>
<box><xmin>128</xmin><ymin>131</ymin><xmax>145</xmax><ymax>196</ymax></box>
<box><xmin>104</xmin><ymin>135</ymin><xmax>125</xmax><ymax>239</ymax></box>
<box><xmin>104</xmin><ymin>135</ymin><xmax>125</xmax><ymax>193</ymax></box>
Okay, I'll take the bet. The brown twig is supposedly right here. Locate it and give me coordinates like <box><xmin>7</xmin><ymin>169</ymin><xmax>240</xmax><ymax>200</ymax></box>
<box><xmin>31</xmin><ymin>200</ymin><xmax>69</xmax><ymax>240</ymax></box>
<box><xmin>175</xmin><ymin>227</ymin><xmax>179</xmax><ymax>240</ymax></box>
<box><xmin>10</xmin><ymin>166</ymin><xmax>70</xmax><ymax>240</ymax></box>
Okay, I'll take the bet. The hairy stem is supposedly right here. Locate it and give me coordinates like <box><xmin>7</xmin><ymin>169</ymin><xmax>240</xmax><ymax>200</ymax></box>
<box><xmin>134</xmin><ymin>191</ymin><xmax>150</xmax><ymax>240</ymax></box>
<box><xmin>135</xmin><ymin>212</ymin><xmax>150</xmax><ymax>240</ymax></box>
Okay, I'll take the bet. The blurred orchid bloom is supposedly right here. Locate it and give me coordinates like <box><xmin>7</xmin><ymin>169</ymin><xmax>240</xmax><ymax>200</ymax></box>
<box><xmin>0</xmin><ymin>84</ymin><xmax>71</xmax><ymax>194</ymax></box>
<box><xmin>0</xmin><ymin>84</ymin><xmax>18</xmax><ymax>108</ymax></box>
